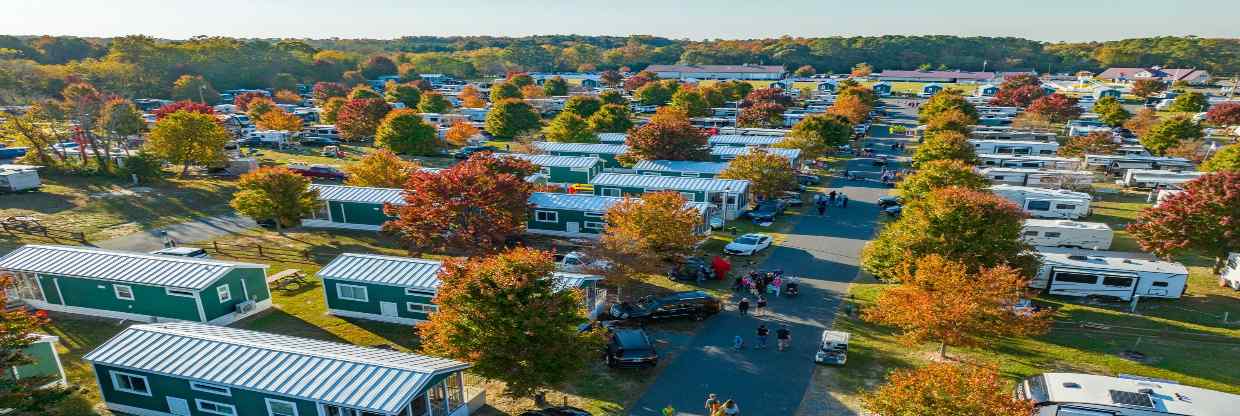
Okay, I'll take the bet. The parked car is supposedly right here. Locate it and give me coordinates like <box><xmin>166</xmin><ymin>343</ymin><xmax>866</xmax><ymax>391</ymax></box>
<box><xmin>287</xmin><ymin>162</ymin><xmax>346</xmax><ymax>180</ymax></box>
<box><xmin>668</xmin><ymin>256</ymin><xmax>713</xmax><ymax>281</ymax></box>
<box><xmin>744</xmin><ymin>202</ymin><xmax>781</xmax><ymax>222</ymax></box>
<box><xmin>609</xmin><ymin>291</ymin><xmax>722</xmax><ymax>322</ymax></box>
<box><xmin>877</xmin><ymin>196</ymin><xmax>903</xmax><ymax>209</ymax></box>
<box><xmin>554</xmin><ymin>251</ymin><xmax>611</xmax><ymax>273</ymax></box>
<box><xmin>298</xmin><ymin>136</ymin><xmax>339</xmax><ymax>147</ymax></box>
<box><xmin>797</xmin><ymin>174</ymin><xmax>821</xmax><ymax>185</ymax></box>
<box><xmin>778</xmin><ymin>191</ymin><xmax>805</xmax><ymax>207</ymax></box>
<box><xmin>724</xmin><ymin>233</ymin><xmax>773</xmax><ymax>256</ymax></box>
<box><xmin>519</xmin><ymin>407</ymin><xmax>592</xmax><ymax>416</ymax></box>
<box><xmin>605</xmin><ymin>328</ymin><xmax>658</xmax><ymax>368</ymax></box>
<box><xmin>453</xmin><ymin>145</ymin><xmax>497</xmax><ymax>159</ymax></box>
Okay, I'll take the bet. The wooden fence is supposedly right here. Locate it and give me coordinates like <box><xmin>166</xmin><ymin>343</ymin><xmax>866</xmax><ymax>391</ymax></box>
<box><xmin>186</xmin><ymin>241</ymin><xmax>315</xmax><ymax>264</ymax></box>
<box><xmin>0</xmin><ymin>217</ymin><xmax>87</xmax><ymax>244</ymax></box>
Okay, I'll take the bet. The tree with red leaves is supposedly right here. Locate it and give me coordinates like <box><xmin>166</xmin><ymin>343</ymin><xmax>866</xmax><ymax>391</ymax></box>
<box><xmin>622</xmin><ymin>72</ymin><xmax>655</xmax><ymax>91</ymax></box>
<box><xmin>0</xmin><ymin>274</ymin><xmax>64</xmax><ymax>412</ymax></box>
<box><xmin>1026</xmin><ymin>93</ymin><xmax>1083</xmax><ymax>122</ymax></box>
<box><xmin>1206</xmin><ymin>102</ymin><xmax>1240</xmax><ymax>126</ymax></box>
<box><xmin>864</xmin><ymin>362</ymin><xmax>1034</xmax><ymax>416</ymax></box>
<box><xmin>1059</xmin><ymin>131</ymin><xmax>1119</xmax><ymax>157</ymax></box>
<box><xmin>311</xmin><ymin>82</ymin><xmax>348</xmax><ymax>102</ymax></box>
<box><xmin>384</xmin><ymin>153</ymin><xmax>538</xmax><ymax>255</ymax></box>
<box><xmin>1130</xmin><ymin>78</ymin><xmax>1166</xmax><ymax>99</ymax></box>
<box><xmin>153</xmin><ymin>100</ymin><xmax>216</xmax><ymax>120</ymax></box>
<box><xmin>743</xmin><ymin>87</ymin><xmax>793</xmax><ymax>107</ymax></box>
<box><xmin>232</xmin><ymin>92</ymin><xmax>266</xmax><ymax>111</ymax></box>
<box><xmin>989</xmin><ymin>74</ymin><xmax>1046</xmax><ymax>107</ymax></box>
<box><xmin>335</xmin><ymin>98</ymin><xmax>391</xmax><ymax>141</ymax></box>
<box><xmin>737</xmin><ymin>101</ymin><xmax>786</xmax><ymax>128</ymax></box>
<box><xmin>620</xmin><ymin>108</ymin><xmax>710</xmax><ymax>163</ymax></box>
<box><xmin>1128</xmin><ymin>172</ymin><xmax>1240</xmax><ymax>274</ymax></box>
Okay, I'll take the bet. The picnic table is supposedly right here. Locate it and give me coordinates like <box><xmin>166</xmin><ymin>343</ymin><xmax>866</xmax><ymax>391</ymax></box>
<box><xmin>267</xmin><ymin>269</ymin><xmax>308</xmax><ymax>290</ymax></box>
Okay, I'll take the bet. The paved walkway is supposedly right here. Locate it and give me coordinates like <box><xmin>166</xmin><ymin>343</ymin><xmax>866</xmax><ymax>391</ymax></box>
<box><xmin>631</xmin><ymin>138</ymin><xmax>906</xmax><ymax>416</ymax></box>
<box><xmin>93</xmin><ymin>214</ymin><xmax>256</xmax><ymax>252</ymax></box>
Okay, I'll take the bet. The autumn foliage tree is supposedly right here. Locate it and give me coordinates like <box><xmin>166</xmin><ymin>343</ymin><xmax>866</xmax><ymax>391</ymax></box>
<box><xmin>0</xmin><ymin>276</ymin><xmax>66</xmax><ymax>412</ymax></box>
<box><xmin>620</xmin><ymin>108</ymin><xmax>709</xmax><ymax>163</ymax></box>
<box><xmin>601</xmin><ymin>192</ymin><xmax>705</xmax><ymax>274</ymax></box>
<box><xmin>273</xmin><ymin>90</ymin><xmax>302</xmax><ymax>105</ymax></box>
<box><xmin>828</xmin><ymin>93</ymin><xmax>870</xmax><ymax>124</ymax></box>
<box><xmin>779</xmin><ymin>113</ymin><xmax>852</xmax><ymax>160</ymax></box>
<box><xmin>737</xmin><ymin>102</ymin><xmax>786</xmax><ymax>128</ymax></box>
<box><xmin>1026</xmin><ymin>93</ymin><xmax>1083</xmax><ymax>122</ymax></box>
<box><xmin>344</xmin><ymin>149</ymin><xmax>418</xmax><ymax>188</ymax></box>
<box><xmin>232</xmin><ymin>91</ymin><xmax>266</xmax><ymax>111</ymax></box>
<box><xmin>912</xmin><ymin>130</ymin><xmax>977</xmax><ymax>168</ymax></box>
<box><xmin>599</xmin><ymin>70</ymin><xmax>623</xmax><ymax>87</ymax></box>
<box><xmin>458</xmin><ymin>84</ymin><xmax>486</xmax><ymax>108</ymax></box>
<box><xmin>255</xmin><ymin>108</ymin><xmax>304</xmax><ymax>132</ymax></box>
<box><xmin>794</xmin><ymin>65</ymin><xmax>816</xmax><ymax>77</ymax></box>
<box><xmin>444</xmin><ymin>120</ymin><xmax>481</xmax><ymax>146</ymax></box>
<box><xmin>1128</xmin><ymin>172</ymin><xmax>1240</xmax><ymax>274</ymax></box>
<box><xmin>924</xmin><ymin>108</ymin><xmax>974</xmax><ymax>136</ymax></box>
<box><xmin>864</xmin><ymin>254</ymin><xmax>1051</xmax><ymax>357</ymax></box>
<box><xmin>1201</xmin><ymin>145</ymin><xmax>1240</xmax><ymax>172</ymax></box>
<box><xmin>336</xmin><ymin>98</ymin><xmax>391</xmax><ymax>141</ymax></box>
<box><xmin>153</xmin><ymin>100</ymin><xmax>215</xmax><ymax>120</ymax></box>
<box><xmin>861</xmin><ymin>187</ymin><xmax>1036</xmax><ymax>282</ymax></box>
<box><xmin>1058</xmin><ymin>131</ymin><xmax>1119</xmax><ymax>157</ymax></box>
<box><xmin>1130</xmin><ymin>78</ymin><xmax>1166</xmax><ymax>99</ymax></box>
<box><xmin>1124</xmin><ymin>107</ymin><xmax>1160</xmax><ymax>138</ymax></box>
<box><xmin>374</xmin><ymin>109</ymin><xmax>439</xmax><ymax>155</ymax></box>
<box><xmin>1205</xmin><ymin>102</ymin><xmax>1240</xmax><ymax>126</ymax></box>
<box><xmin>863</xmin><ymin>362</ymin><xmax>1035</xmax><ymax>416</ymax></box>
<box><xmin>319</xmin><ymin>97</ymin><xmax>347</xmax><ymax>124</ymax></box>
<box><xmin>520</xmin><ymin>84</ymin><xmax>546</xmax><ymax>99</ymax></box>
<box><xmin>418</xmin><ymin>247</ymin><xmax>604</xmax><ymax>401</ymax></box>
<box><xmin>145</xmin><ymin>110</ymin><xmax>230</xmax><ymax>176</ymax></box>
<box><xmin>230</xmin><ymin>167</ymin><xmax>323</xmax><ymax>232</ymax></box>
<box><xmin>989</xmin><ymin>74</ymin><xmax>1045</xmax><ymax>107</ymax></box>
<box><xmin>245</xmin><ymin>97</ymin><xmax>278</xmax><ymax>120</ymax></box>
<box><xmin>384</xmin><ymin>154</ymin><xmax>537</xmax><ymax>255</ymax></box>
<box><xmin>850</xmin><ymin>62</ymin><xmax>873</xmax><ymax>78</ymax></box>
<box><xmin>920</xmin><ymin>90</ymin><xmax>979</xmax><ymax>124</ymax></box>
<box><xmin>170</xmin><ymin>74</ymin><xmax>220</xmax><ymax>104</ymax></box>
<box><xmin>897</xmin><ymin>160</ymin><xmax>989</xmax><ymax>201</ymax></box>
<box><xmin>719</xmin><ymin>149</ymin><xmax>796</xmax><ymax>199</ymax></box>
<box><xmin>312</xmin><ymin>81</ymin><xmax>348</xmax><ymax>101</ymax></box>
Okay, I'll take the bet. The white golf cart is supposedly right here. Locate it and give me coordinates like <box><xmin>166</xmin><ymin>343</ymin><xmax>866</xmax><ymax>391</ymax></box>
<box><xmin>814</xmin><ymin>330</ymin><xmax>850</xmax><ymax>365</ymax></box>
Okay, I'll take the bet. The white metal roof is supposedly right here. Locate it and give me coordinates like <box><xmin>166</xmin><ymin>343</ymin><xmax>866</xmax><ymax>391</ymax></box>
<box><xmin>990</xmin><ymin>184</ymin><xmax>1092</xmax><ymax>200</ymax></box>
<box><xmin>708</xmin><ymin>135</ymin><xmax>783</xmax><ymax>146</ymax></box>
<box><xmin>532</xmin><ymin>142</ymin><xmax>628</xmax><ymax>154</ymax></box>
<box><xmin>310</xmin><ymin>184</ymin><xmax>406</xmax><ymax>205</ymax></box>
<box><xmin>529</xmin><ymin>192</ymin><xmax>622</xmax><ymax>213</ymax></box>
<box><xmin>591</xmin><ymin>173</ymin><xmax>749</xmax><ymax>193</ymax></box>
<box><xmin>595</xmin><ymin>133</ymin><xmax>627</xmax><ymax>143</ymax></box>
<box><xmin>978</xmin><ymin>167</ymin><xmax>1094</xmax><ymax>176</ymax></box>
<box><xmin>550</xmin><ymin>272</ymin><xmax>604</xmax><ymax>292</ymax></box>
<box><xmin>1023</xmin><ymin>219</ymin><xmax>1112</xmax><ymax>231</ymax></box>
<box><xmin>632</xmin><ymin>160</ymin><xmax>731</xmax><ymax>175</ymax></box>
<box><xmin>710</xmin><ymin>146</ymin><xmax>800</xmax><ymax>160</ymax></box>
<box><xmin>1039</xmin><ymin>372</ymin><xmax>1238</xmax><ymax>415</ymax></box>
<box><xmin>317</xmin><ymin>253</ymin><xmax>443</xmax><ymax>291</ymax></box>
<box><xmin>0</xmin><ymin>245</ymin><xmax>263</xmax><ymax>290</ymax></box>
<box><xmin>83</xmin><ymin>322</ymin><xmax>468</xmax><ymax>415</ymax></box>
<box><xmin>1036</xmin><ymin>247</ymin><xmax>1188</xmax><ymax>275</ymax></box>
<box><xmin>507</xmin><ymin>153</ymin><xmax>601</xmax><ymax>169</ymax></box>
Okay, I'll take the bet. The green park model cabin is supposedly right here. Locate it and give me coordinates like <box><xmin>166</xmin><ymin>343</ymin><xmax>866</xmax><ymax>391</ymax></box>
<box><xmin>709</xmin><ymin>146</ymin><xmax>801</xmax><ymax>166</ymax></box>
<box><xmin>303</xmin><ymin>184</ymin><xmax>405</xmax><ymax>231</ymax></box>
<box><xmin>0</xmin><ymin>245</ymin><xmax>271</xmax><ymax>325</ymax></box>
<box><xmin>527</xmin><ymin>192</ymin><xmax>714</xmax><ymax>238</ymax></box>
<box><xmin>532</xmin><ymin>142</ymin><xmax>628</xmax><ymax>168</ymax></box>
<box><xmin>506</xmin><ymin>153</ymin><xmax>603</xmax><ymax>184</ymax></box>
<box><xmin>632</xmin><ymin>160</ymin><xmax>731</xmax><ymax>178</ymax></box>
<box><xmin>83</xmin><ymin>322</ymin><xmax>475</xmax><ymax>416</ymax></box>
<box><xmin>7</xmin><ymin>334</ymin><xmax>67</xmax><ymax>388</ymax></box>
<box><xmin>590</xmin><ymin>173</ymin><xmax>750</xmax><ymax>220</ymax></box>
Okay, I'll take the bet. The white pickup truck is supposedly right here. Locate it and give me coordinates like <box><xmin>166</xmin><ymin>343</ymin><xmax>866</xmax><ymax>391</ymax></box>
<box><xmin>554</xmin><ymin>251</ymin><xmax>612</xmax><ymax>274</ymax></box>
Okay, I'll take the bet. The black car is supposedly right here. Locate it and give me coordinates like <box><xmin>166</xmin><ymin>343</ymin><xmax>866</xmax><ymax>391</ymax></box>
<box><xmin>299</xmin><ymin>136</ymin><xmax>340</xmax><ymax>147</ymax></box>
<box><xmin>877</xmin><ymin>196</ymin><xmax>903</xmax><ymax>209</ymax></box>
<box><xmin>609</xmin><ymin>291</ymin><xmax>722</xmax><ymax>322</ymax></box>
<box><xmin>744</xmin><ymin>200</ymin><xmax>785</xmax><ymax>222</ymax></box>
<box><xmin>453</xmin><ymin>145</ymin><xmax>498</xmax><ymax>159</ymax></box>
<box><xmin>519</xmin><ymin>406</ymin><xmax>592</xmax><ymax>416</ymax></box>
<box><xmin>605</xmin><ymin>328</ymin><xmax>658</xmax><ymax>368</ymax></box>
<box><xmin>668</xmin><ymin>257</ymin><xmax>713</xmax><ymax>281</ymax></box>
<box><xmin>797</xmin><ymin>174</ymin><xmax>821</xmax><ymax>185</ymax></box>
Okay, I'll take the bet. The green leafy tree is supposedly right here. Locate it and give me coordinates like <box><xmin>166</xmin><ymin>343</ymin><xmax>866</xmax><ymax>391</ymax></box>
<box><xmin>1201</xmin><ymin>145</ymin><xmax>1240</xmax><ymax>172</ymax></box>
<box><xmin>543</xmin><ymin>76</ymin><xmax>569</xmax><ymax>96</ymax></box>
<box><xmin>669</xmin><ymin>88</ymin><xmax>710</xmax><ymax>117</ymax></box>
<box><xmin>418</xmin><ymin>247</ymin><xmax>604</xmax><ymax>401</ymax></box>
<box><xmin>1170</xmin><ymin>91</ymin><xmax>1209</xmax><ymax>113</ymax></box>
<box><xmin>587</xmin><ymin>104</ymin><xmax>634</xmax><ymax>133</ymax></box>
<box><xmin>384</xmin><ymin>81</ymin><xmax>422</xmax><ymax>109</ymax></box>
<box><xmin>230</xmin><ymin>167</ymin><xmax>323</xmax><ymax>232</ymax></box>
<box><xmin>919</xmin><ymin>90</ymin><xmax>979</xmax><ymax>124</ymax></box>
<box><xmin>341</xmin><ymin>70</ymin><xmax>368</xmax><ymax>87</ymax></box>
<box><xmin>897</xmin><ymin>160</ymin><xmax>989</xmax><ymax>201</ymax></box>
<box><xmin>778</xmin><ymin>113</ymin><xmax>852</xmax><ymax>160</ymax></box>
<box><xmin>417</xmin><ymin>91</ymin><xmax>452</xmax><ymax>113</ymax></box>
<box><xmin>1128</xmin><ymin>172</ymin><xmax>1240</xmax><ymax>274</ymax></box>
<box><xmin>320</xmin><ymin>96</ymin><xmax>347</xmax><ymax>124</ymax></box>
<box><xmin>1141</xmin><ymin>115</ymin><xmax>1202</xmax><ymax>156</ymax></box>
<box><xmin>718</xmin><ymin>149</ymin><xmax>796</xmax><ymax>199</ymax></box>
<box><xmin>912</xmin><ymin>130</ymin><xmax>977</xmax><ymax>168</ymax></box>
<box><xmin>490</xmin><ymin>82</ymin><xmax>523</xmax><ymax>102</ymax></box>
<box><xmin>99</xmin><ymin>98</ymin><xmax>144</xmax><ymax>137</ymax></box>
<box><xmin>170</xmin><ymin>74</ymin><xmax>220</xmax><ymax>104</ymax></box>
<box><xmin>270</xmin><ymin>72</ymin><xmax>299</xmax><ymax>93</ymax></box>
<box><xmin>543</xmin><ymin>112</ymin><xmax>595</xmax><ymax>143</ymax></box>
<box><xmin>507</xmin><ymin>73</ymin><xmax>536</xmax><ymax>87</ymax></box>
<box><xmin>485</xmin><ymin>99</ymin><xmax>542</xmax><ymax>139</ymax></box>
<box><xmin>563</xmin><ymin>95</ymin><xmax>602</xmax><ymax>118</ymax></box>
<box><xmin>348</xmin><ymin>85</ymin><xmax>382</xmax><ymax>100</ymax></box>
<box><xmin>359</xmin><ymin>55</ymin><xmax>398</xmax><ymax>79</ymax></box>
<box><xmin>861</xmin><ymin>187</ymin><xmax>1036</xmax><ymax>282</ymax></box>
<box><xmin>634</xmin><ymin>80</ymin><xmax>679</xmax><ymax>106</ymax></box>
<box><xmin>1093</xmin><ymin>96</ymin><xmax>1131</xmax><ymax>127</ymax></box>
<box><xmin>598</xmin><ymin>89</ymin><xmax>627</xmax><ymax>106</ymax></box>
<box><xmin>145</xmin><ymin>110</ymin><xmax>230</xmax><ymax>176</ymax></box>
<box><xmin>698</xmin><ymin>85</ymin><xmax>727</xmax><ymax>108</ymax></box>
<box><xmin>375</xmin><ymin>109</ymin><xmax>440</xmax><ymax>155</ymax></box>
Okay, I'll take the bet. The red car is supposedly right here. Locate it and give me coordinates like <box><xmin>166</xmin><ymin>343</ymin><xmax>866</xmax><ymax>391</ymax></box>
<box><xmin>287</xmin><ymin>162</ymin><xmax>346</xmax><ymax>180</ymax></box>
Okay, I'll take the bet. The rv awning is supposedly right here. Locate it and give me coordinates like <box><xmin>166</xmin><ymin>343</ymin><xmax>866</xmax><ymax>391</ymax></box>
<box><xmin>1051</xmin><ymin>267</ymin><xmax>1139</xmax><ymax>278</ymax></box>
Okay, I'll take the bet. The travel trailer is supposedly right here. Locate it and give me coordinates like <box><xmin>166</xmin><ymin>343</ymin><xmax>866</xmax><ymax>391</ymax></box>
<box><xmin>1122</xmin><ymin>169</ymin><xmax>1205</xmax><ymax>188</ymax></box>
<box><xmin>978</xmin><ymin>167</ymin><xmax>1094</xmax><ymax>189</ymax></box>
<box><xmin>991</xmin><ymin>185</ymin><xmax>1092</xmax><ymax>219</ymax></box>
<box><xmin>1032</xmin><ymin>247</ymin><xmax>1188</xmax><ymax>300</ymax></box>
<box><xmin>0</xmin><ymin>164</ymin><xmax>41</xmax><ymax>192</ymax></box>
<box><xmin>1018</xmin><ymin>373</ymin><xmax>1239</xmax><ymax>416</ymax></box>
<box><xmin>1021</xmin><ymin>219</ymin><xmax>1113</xmax><ymax>250</ymax></box>
<box><xmin>969</xmin><ymin>139</ymin><xmax>1060</xmax><ymax>155</ymax></box>
<box><xmin>977</xmin><ymin>154</ymin><xmax>1080</xmax><ymax>170</ymax></box>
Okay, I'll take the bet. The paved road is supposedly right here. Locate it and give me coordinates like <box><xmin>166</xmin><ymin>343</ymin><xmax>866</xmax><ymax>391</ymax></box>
<box><xmin>631</xmin><ymin>132</ymin><xmax>910</xmax><ymax>416</ymax></box>
<box><xmin>93</xmin><ymin>214</ymin><xmax>256</xmax><ymax>252</ymax></box>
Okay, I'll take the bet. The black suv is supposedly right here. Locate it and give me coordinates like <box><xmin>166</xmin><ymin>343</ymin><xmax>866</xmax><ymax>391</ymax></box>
<box><xmin>609</xmin><ymin>291</ymin><xmax>722</xmax><ymax>322</ymax></box>
<box><xmin>605</xmin><ymin>328</ymin><xmax>658</xmax><ymax>368</ymax></box>
<box><xmin>745</xmin><ymin>200</ymin><xmax>785</xmax><ymax>222</ymax></box>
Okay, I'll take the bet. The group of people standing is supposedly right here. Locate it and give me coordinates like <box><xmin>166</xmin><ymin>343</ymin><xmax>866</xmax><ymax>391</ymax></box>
<box><xmin>814</xmin><ymin>190</ymin><xmax>847</xmax><ymax>216</ymax></box>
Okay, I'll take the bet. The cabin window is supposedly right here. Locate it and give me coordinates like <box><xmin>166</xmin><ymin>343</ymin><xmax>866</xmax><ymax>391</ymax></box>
<box><xmin>217</xmin><ymin>285</ymin><xmax>231</xmax><ymax>303</ymax></box>
<box><xmin>110</xmin><ymin>371</ymin><xmax>150</xmax><ymax>396</ymax></box>
<box><xmin>1026</xmin><ymin>201</ymin><xmax>1051</xmax><ymax>211</ymax></box>
<box><xmin>1102</xmin><ymin>276</ymin><xmax>1135</xmax><ymax>287</ymax></box>
<box><xmin>1039</xmin><ymin>150</ymin><xmax>1055</xmax><ymax>155</ymax></box>
<box><xmin>534</xmin><ymin>210</ymin><xmax>559</xmax><ymax>223</ymax></box>
<box><xmin>539</xmin><ymin>167</ymin><xmax>551</xmax><ymax>176</ymax></box>
<box><xmin>1151</xmin><ymin>281</ymin><xmax>1169</xmax><ymax>287</ymax></box>
<box><xmin>584</xmin><ymin>221</ymin><xmax>606</xmax><ymax>231</ymax></box>
<box><xmin>405</xmin><ymin>288</ymin><xmax>436</xmax><ymax>297</ymax></box>
<box><xmin>196</xmin><ymin>399</ymin><xmax>237</xmax><ymax>416</ymax></box>
<box><xmin>681</xmin><ymin>192</ymin><xmax>697</xmax><ymax>201</ymax></box>
<box><xmin>1054</xmin><ymin>273</ymin><xmax>1098</xmax><ymax>284</ymax></box>
<box><xmin>584</xmin><ymin>212</ymin><xmax>604</xmax><ymax>219</ymax></box>
<box><xmin>114</xmin><ymin>285</ymin><xmax>134</xmax><ymax>301</ymax></box>
<box><xmin>407</xmin><ymin>302</ymin><xmax>439</xmax><ymax>313</ymax></box>
<box><xmin>336</xmin><ymin>284</ymin><xmax>369</xmax><ymax>302</ymax></box>
<box><xmin>1055</xmin><ymin>204</ymin><xmax>1076</xmax><ymax>210</ymax></box>
<box><xmin>190</xmin><ymin>381</ymin><xmax>232</xmax><ymax>396</ymax></box>
<box><xmin>166</xmin><ymin>288</ymin><xmax>195</xmax><ymax>298</ymax></box>
<box><xmin>681</xmin><ymin>172</ymin><xmax>700</xmax><ymax>178</ymax></box>
<box><xmin>1023</xmin><ymin>231</ymin><xmax>1039</xmax><ymax>237</ymax></box>
<box><xmin>265</xmin><ymin>399</ymin><xmax>298</xmax><ymax>416</ymax></box>
<box><xmin>1044</xmin><ymin>232</ymin><xmax>1062</xmax><ymax>238</ymax></box>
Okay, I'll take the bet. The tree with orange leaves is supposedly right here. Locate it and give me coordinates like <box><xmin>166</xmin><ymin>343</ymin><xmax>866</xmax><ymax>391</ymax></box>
<box><xmin>344</xmin><ymin>149</ymin><xmax>418</xmax><ymax>188</ymax></box>
<box><xmin>458</xmin><ymin>85</ymin><xmax>486</xmax><ymax>108</ymax></box>
<box><xmin>600</xmin><ymin>191</ymin><xmax>704</xmax><ymax>273</ymax></box>
<box><xmin>828</xmin><ymin>93</ymin><xmax>870</xmax><ymax>124</ymax></box>
<box><xmin>863</xmin><ymin>254</ymin><xmax>1051</xmax><ymax>358</ymax></box>
<box><xmin>444</xmin><ymin>120</ymin><xmax>481</xmax><ymax>146</ymax></box>
<box><xmin>863</xmin><ymin>362</ymin><xmax>1034</xmax><ymax>416</ymax></box>
<box><xmin>520</xmin><ymin>84</ymin><xmax>546</xmax><ymax>99</ymax></box>
<box><xmin>255</xmin><ymin>108</ymin><xmax>304</xmax><ymax>132</ymax></box>
<box><xmin>418</xmin><ymin>247</ymin><xmax>604</xmax><ymax>401</ymax></box>
<box><xmin>384</xmin><ymin>153</ymin><xmax>537</xmax><ymax>255</ymax></box>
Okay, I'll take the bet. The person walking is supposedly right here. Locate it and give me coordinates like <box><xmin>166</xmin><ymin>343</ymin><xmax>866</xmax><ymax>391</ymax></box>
<box><xmin>776</xmin><ymin>325</ymin><xmax>792</xmax><ymax>351</ymax></box>
<box><xmin>816</xmin><ymin>199</ymin><xmax>827</xmax><ymax>216</ymax></box>
<box><xmin>756</xmin><ymin>324</ymin><xmax>770</xmax><ymax>349</ymax></box>
<box><xmin>828</xmin><ymin>190</ymin><xmax>837</xmax><ymax>204</ymax></box>
<box><xmin>722</xmin><ymin>400</ymin><xmax>740</xmax><ymax>416</ymax></box>
<box><xmin>732</xmin><ymin>335</ymin><xmax>744</xmax><ymax>351</ymax></box>
<box><xmin>841</xmin><ymin>194</ymin><xmax>849</xmax><ymax>208</ymax></box>
<box><xmin>705</xmin><ymin>394</ymin><xmax>721</xmax><ymax>414</ymax></box>
<box><xmin>755</xmin><ymin>295</ymin><xmax>768</xmax><ymax>316</ymax></box>
<box><xmin>662</xmin><ymin>404</ymin><xmax>676</xmax><ymax>416</ymax></box>
<box><xmin>771</xmin><ymin>275</ymin><xmax>783</xmax><ymax>297</ymax></box>
<box><xmin>738</xmin><ymin>297</ymin><xmax>750</xmax><ymax>315</ymax></box>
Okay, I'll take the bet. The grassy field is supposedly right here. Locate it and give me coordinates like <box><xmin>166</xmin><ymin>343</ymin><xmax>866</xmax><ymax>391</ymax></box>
<box><xmin>818</xmin><ymin>185</ymin><xmax>1240</xmax><ymax>412</ymax></box>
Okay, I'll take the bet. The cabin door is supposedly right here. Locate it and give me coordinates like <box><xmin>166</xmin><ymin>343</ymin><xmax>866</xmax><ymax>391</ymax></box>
<box><xmin>166</xmin><ymin>397</ymin><xmax>190</xmax><ymax>415</ymax></box>
<box><xmin>380</xmin><ymin>301</ymin><xmax>399</xmax><ymax>318</ymax></box>
<box><xmin>566</xmin><ymin>222</ymin><xmax>580</xmax><ymax>234</ymax></box>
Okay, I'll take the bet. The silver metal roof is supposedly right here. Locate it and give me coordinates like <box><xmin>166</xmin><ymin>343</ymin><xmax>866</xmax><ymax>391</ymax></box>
<box><xmin>0</xmin><ymin>245</ymin><xmax>263</xmax><ymax>290</ymax></box>
<box><xmin>708</xmin><ymin>135</ymin><xmax>783</xmax><ymax>146</ymax></box>
<box><xmin>591</xmin><ymin>173</ymin><xmax>749</xmax><ymax>193</ymax></box>
<box><xmin>1036</xmin><ymin>247</ymin><xmax>1188</xmax><ymax>275</ymax></box>
<box><xmin>310</xmin><ymin>184</ymin><xmax>406</xmax><ymax>205</ymax></box>
<box><xmin>595</xmin><ymin>133</ymin><xmax>627</xmax><ymax>143</ymax></box>
<box><xmin>507</xmin><ymin>153</ymin><xmax>601</xmax><ymax>169</ymax></box>
<box><xmin>317</xmin><ymin>253</ymin><xmax>443</xmax><ymax>291</ymax></box>
<box><xmin>550</xmin><ymin>272</ymin><xmax>603</xmax><ymax>292</ymax></box>
<box><xmin>529</xmin><ymin>192</ymin><xmax>622</xmax><ymax>213</ymax></box>
<box><xmin>83</xmin><ymin>322</ymin><xmax>469</xmax><ymax>415</ymax></box>
<box><xmin>710</xmin><ymin>146</ymin><xmax>800</xmax><ymax>160</ymax></box>
<box><xmin>532</xmin><ymin>142</ymin><xmax>628</xmax><ymax>154</ymax></box>
<box><xmin>632</xmin><ymin>160</ymin><xmax>731</xmax><ymax>175</ymax></box>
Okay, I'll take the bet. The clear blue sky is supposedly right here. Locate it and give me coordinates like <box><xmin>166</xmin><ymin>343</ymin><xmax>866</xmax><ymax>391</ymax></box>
<box><xmin>4</xmin><ymin>0</ymin><xmax>1237</xmax><ymax>42</ymax></box>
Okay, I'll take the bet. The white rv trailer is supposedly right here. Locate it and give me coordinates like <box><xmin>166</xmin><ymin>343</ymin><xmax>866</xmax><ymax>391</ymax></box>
<box><xmin>0</xmin><ymin>164</ymin><xmax>41</xmax><ymax>192</ymax></box>
<box><xmin>1122</xmin><ymin>169</ymin><xmax>1206</xmax><ymax>188</ymax></box>
<box><xmin>1221</xmin><ymin>253</ymin><xmax>1240</xmax><ymax>290</ymax></box>
<box><xmin>1032</xmin><ymin>247</ymin><xmax>1188</xmax><ymax>300</ymax></box>
<box><xmin>1021</xmin><ymin>219</ymin><xmax>1113</xmax><ymax>250</ymax></box>
<box><xmin>990</xmin><ymin>185</ymin><xmax>1092</xmax><ymax>219</ymax></box>
<box><xmin>978</xmin><ymin>167</ymin><xmax>1095</xmax><ymax>188</ymax></box>
<box><xmin>1018</xmin><ymin>372</ymin><xmax>1240</xmax><ymax>416</ymax></box>
<box><xmin>969</xmin><ymin>130</ymin><xmax>1058</xmax><ymax>142</ymax></box>
<box><xmin>969</xmin><ymin>139</ymin><xmax>1059</xmax><ymax>156</ymax></box>
<box><xmin>1153</xmin><ymin>189</ymin><xmax>1184</xmax><ymax>207</ymax></box>
<box><xmin>977</xmin><ymin>154</ymin><xmax>1080</xmax><ymax>170</ymax></box>
<box><xmin>1080</xmin><ymin>154</ymin><xmax>1194</xmax><ymax>172</ymax></box>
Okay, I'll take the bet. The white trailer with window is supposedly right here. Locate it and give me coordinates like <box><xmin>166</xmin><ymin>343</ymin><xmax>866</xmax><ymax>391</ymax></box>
<box><xmin>1021</xmin><ymin>219</ymin><xmax>1113</xmax><ymax>250</ymax></box>
<box><xmin>978</xmin><ymin>167</ymin><xmax>1094</xmax><ymax>188</ymax></box>
<box><xmin>991</xmin><ymin>185</ymin><xmax>1092</xmax><ymax>219</ymax></box>
<box><xmin>1122</xmin><ymin>169</ymin><xmax>1205</xmax><ymax>189</ymax></box>
<box><xmin>977</xmin><ymin>154</ymin><xmax>1080</xmax><ymax>170</ymax></box>
<box><xmin>970</xmin><ymin>139</ymin><xmax>1060</xmax><ymax>156</ymax></box>
<box><xmin>1032</xmin><ymin>247</ymin><xmax>1189</xmax><ymax>300</ymax></box>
